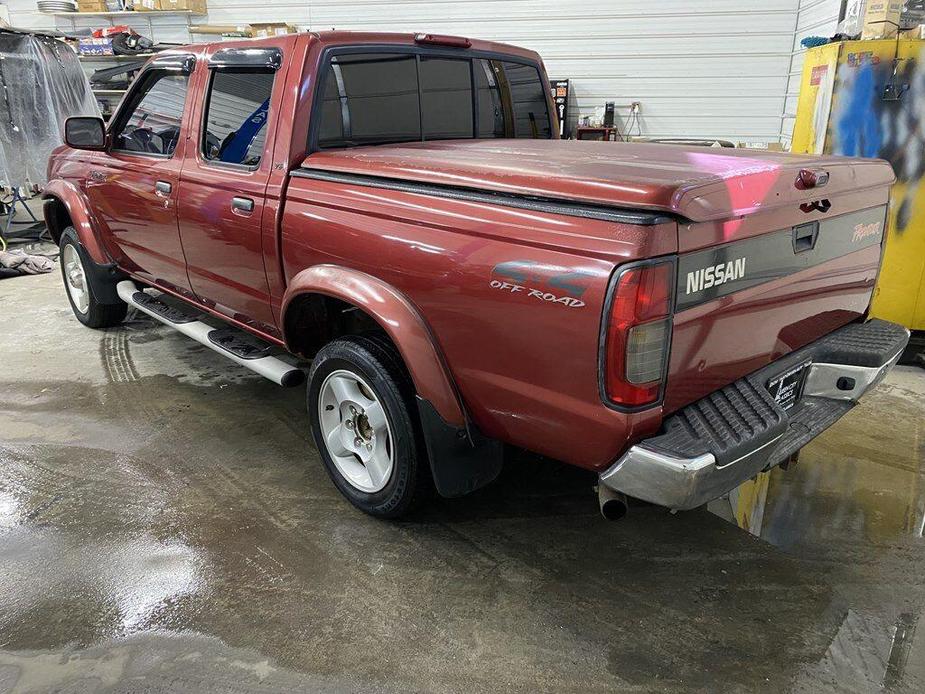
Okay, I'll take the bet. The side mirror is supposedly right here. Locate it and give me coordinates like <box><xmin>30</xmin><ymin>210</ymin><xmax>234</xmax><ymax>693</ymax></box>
<box><xmin>65</xmin><ymin>116</ymin><xmax>107</xmax><ymax>151</ymax></box>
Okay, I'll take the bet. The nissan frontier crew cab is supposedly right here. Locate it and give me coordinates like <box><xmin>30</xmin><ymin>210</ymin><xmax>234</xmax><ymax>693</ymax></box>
<box><xmin>45</xmin><ymin>31</ymin><xmax>909</xmax><ymax>519</ymax></box>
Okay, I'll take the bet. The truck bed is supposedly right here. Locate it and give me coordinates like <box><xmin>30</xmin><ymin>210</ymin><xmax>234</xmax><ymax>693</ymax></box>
<box><xmin>294</xmin><ymin>140</ymin><xmax>894</xmax><ymax>452</ymax></box>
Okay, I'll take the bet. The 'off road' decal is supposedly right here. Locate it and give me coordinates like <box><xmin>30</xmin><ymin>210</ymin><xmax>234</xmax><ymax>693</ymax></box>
<box><xmin>490</xmin><ymin>260</ymin><xmax>592</xmax><ymax>308</ymax></box>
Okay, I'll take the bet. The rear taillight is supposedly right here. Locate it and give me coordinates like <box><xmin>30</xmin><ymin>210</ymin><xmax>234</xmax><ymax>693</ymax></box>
<box><xmin>602</xmin><ymin>260</ymin><xmax>675</xmax><ymax>408</ymax></box>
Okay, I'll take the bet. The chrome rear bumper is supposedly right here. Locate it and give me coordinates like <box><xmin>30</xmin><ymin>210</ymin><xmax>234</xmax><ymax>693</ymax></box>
<box><xmin>599</xmin><ymin>321</ymin><xmax>909</xmax><ymax>511</ymax></box>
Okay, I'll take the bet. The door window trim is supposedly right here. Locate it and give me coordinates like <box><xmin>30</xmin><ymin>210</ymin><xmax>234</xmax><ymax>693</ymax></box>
<box><xmin>306</xmin><ymin>44</ymin><xmax>554</xmax><ymax>153</ymax></box>
<box><xmin>108</xmin><ymin>55</ymin><xmax>196</xmax><ymax>159</ymax></box>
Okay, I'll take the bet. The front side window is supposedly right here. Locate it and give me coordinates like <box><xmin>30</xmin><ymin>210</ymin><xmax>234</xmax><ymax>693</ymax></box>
<box><xmin>316</xmin><ymin>50</ymin><xmax>551</xmax><ymax>149</ymax></box>
<box><xmin>202</xmin><ymin>69</ymin><xmax>276</xmax><ymax>166</ymax></box>
<box><xmin>113</xmin><ymin>71</ymin><xmax>189</xmax><ymax>156</ymax></box>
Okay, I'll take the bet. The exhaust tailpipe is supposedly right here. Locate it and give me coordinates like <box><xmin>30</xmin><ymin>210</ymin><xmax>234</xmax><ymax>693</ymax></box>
<box><xmin>598</xmin><ymin>484</ymin><xmax>628</xmax><ymax>521</ymax></box>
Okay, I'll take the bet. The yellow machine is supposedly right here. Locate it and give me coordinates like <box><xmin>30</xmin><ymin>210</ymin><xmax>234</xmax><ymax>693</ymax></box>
<box><xmin>792</xmin><ymin>39</ymin><xmax>925</xmax><ymax>331</ymax></box>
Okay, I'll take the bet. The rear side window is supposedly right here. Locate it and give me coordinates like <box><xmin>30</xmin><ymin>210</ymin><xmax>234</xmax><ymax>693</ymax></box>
<box><xmin>316</xmin><ymin>50</ymin><xmax>550</xmax><ymax>149</ymax></box>
<box><xmin>477</xmin><ymin>60</ymin><xmax>552</xmax><ymax>139</ymax></box>
<box><xmin>202</xmin><ymin>70</ymin><xmax>276</xmax><ymax>167</ymax></box>
<box><xmin>113</xmin><ymin>71</ymin><xmax>189</xmax><ymax>156</ymax></box>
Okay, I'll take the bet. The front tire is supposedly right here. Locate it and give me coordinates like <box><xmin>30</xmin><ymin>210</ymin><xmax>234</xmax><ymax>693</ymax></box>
<box><xmin>307</xmin><ymin>335</ymin><xmax>429</xmax><ymax>518</ymax></box>
<box><xmin>59</xmin><ymin>228</ymin><xmax>127</xmax><ymax>329</ymax></box>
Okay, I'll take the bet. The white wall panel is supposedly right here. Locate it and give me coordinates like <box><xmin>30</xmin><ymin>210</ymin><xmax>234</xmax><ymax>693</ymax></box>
<box><xmin>781</xmin><ymin>0</ymin><xmax>843</xmax><ymax>146</ymax></box>
<box><xmin>6</xmin><ymin>0</ymin><xmax>813</xmax><ymax>143</ymax></box>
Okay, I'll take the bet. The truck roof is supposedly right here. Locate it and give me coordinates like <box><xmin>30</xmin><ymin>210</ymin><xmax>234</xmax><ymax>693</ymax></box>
<box><xmin>303</xmin><ymin>139</ymin><xmax>895</xmax><ymax>223</ymax></box>
<box><xmin>178</xmin><ymin>31</ymin><xmax>542</xmax><ymax>64</ymax></box>
<box><xmin>311</xmin><ymin>30</ymin><xmax>542</xmax><ymax>61</ymax></box>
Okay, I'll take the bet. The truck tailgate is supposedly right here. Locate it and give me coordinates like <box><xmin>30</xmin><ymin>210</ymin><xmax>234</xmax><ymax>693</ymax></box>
<box><xmin>664</xmin><ymin>195</ymin><xmax>890</xmax><ymax>413</ymax></box>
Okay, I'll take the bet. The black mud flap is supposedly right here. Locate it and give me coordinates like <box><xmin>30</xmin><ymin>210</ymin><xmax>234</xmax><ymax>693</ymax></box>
<box><xmin>416</xmin><ymin>396</ymin><xmax>503</xmax><ymax>498</ymax></box>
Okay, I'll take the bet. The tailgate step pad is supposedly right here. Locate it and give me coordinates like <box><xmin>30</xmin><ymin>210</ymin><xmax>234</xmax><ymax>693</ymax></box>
<box><xmin>815</xmin><ymin>318</ymin><xmax>911</xmax><ymax>367</ymax></box>
<box><xmin>647</xmin><ymin>379</ymin><xmax>785</xmax><ymax>468</ymax></box>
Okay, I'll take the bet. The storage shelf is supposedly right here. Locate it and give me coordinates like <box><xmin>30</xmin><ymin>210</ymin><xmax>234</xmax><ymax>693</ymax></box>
<box><xmin>40</xmin><ymin>10</ymin><xmax>204</xmax><ymax>17</ymax></box>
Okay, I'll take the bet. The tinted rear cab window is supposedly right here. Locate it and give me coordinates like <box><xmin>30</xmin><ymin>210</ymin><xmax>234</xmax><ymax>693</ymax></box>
<box><xmin>420</xmin><ymin>57</ymin><xmax>472</xmax><ymax>139</ymax></box>
<box><xmin>318</xmin><ymin>54</ymin><xmax>421</xmax><ymax>147</ymax></box>
<box><xmin>316</xmin><ymin>50</ymin><xmax>550</xmax><ymax>149</ymax></box>
<box><xmin>477</xmin><ymin>59</ymin><xmax>551</xmax><ymax>138</ymax></box>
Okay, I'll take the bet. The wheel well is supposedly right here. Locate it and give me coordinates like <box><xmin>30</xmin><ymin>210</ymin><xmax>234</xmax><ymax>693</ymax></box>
<box><xmin>284</xmin><ymin>293</ymin><xmax>395</xmax><ymax>359</ymax></box>
<box><xmin>42</xmin><ymin>197</ymin><xmax>72</xmax><ymax>246</ymax></box>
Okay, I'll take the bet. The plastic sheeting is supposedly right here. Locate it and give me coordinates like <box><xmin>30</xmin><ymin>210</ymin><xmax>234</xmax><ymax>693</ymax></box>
<box><xmin>0</xmin><ymin>31</ymin><xmax>100</xmax><ymax>189</ymax></box>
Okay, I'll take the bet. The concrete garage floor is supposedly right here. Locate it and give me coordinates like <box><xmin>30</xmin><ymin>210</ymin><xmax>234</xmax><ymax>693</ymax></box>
<box><xmin>1</xmin><ymin>270</ymin><xmax>924</xmax><ymax>693</ymax></box>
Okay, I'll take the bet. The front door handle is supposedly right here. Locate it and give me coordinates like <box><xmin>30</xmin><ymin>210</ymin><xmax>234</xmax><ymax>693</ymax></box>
<box><xmin>155</xmin><ymin>180</ymin><xmax>172</xmax><ymax>196</ymax></box>
<box><xmin>231</xmin><ymin>196</ymin><xmax>254</xmax><ymax>213</ymax></box>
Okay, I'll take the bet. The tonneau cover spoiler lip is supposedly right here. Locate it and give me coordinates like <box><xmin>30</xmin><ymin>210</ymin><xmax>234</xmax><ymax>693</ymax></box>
<box><xmin>291</xmin><ymin>167</ymin><xmax>678</xmax><ymax>227</ymax></box>
<box><xmin>299</xmin><ymin>141</ymin><xmax>896</xmax><ymax>223</ymax></box>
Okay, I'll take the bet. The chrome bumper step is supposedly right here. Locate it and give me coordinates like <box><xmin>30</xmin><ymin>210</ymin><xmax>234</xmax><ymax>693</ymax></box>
<box><xmin>116</xmin><ymin>281</ymin><xmax>304</xmax><ymax>388</ymax></box>
<box><xmin>600</xmin><ymin>319</ymin><xmax>910</xmax><ymax>511</ymax></box>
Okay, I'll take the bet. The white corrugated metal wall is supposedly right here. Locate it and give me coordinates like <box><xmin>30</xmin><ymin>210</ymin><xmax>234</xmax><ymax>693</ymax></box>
<box><xmin>781</xmin><ymin>0</ymin><xmax>843</xmax><ymax>146</ymax></box>
<box><xmin>5</xmin><ymin>0</ymin><xmax>844</xmax><ymax>144</ymax></box>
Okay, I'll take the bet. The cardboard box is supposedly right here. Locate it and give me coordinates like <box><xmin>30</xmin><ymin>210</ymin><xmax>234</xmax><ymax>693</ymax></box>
<box><xmin>862</xmin><ymin>1</ymin><xmax>903</xmax><ymax>39</ymax></box>
<box><xmin>78</xmin><ymin>37</ymin><xmax>115</xmax><ymax>55</ymax></box>
<box><xmin>77</xmin><ymin>0</ymin><xmax>110</xmax><ymax>11</ymax></box>
<box><xmin>250</xmin><ymin>22</ymin><xmax>297</xmax><ymax>38</ymax></box>
<box><xmin>190</xmin><ymin>24</ymin><xmax>247</xmax><ymax>35</ymax></box>
<box><xmin>135</xmin><ymin>0</ymin><xmax>207</xmax><ymax>13</ymax></box>
<box><xmin>899</xmin><ymin>23</ymin><xmax>924</xmax><ymax>38</ymax></box>
<box><xmin>190</xmin><ymin>22</ymin><xmax>296</xmax><ymax>38</ymax></box>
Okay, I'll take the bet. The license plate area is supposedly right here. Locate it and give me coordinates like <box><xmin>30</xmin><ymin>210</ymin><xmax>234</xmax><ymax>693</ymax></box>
<box><xmin>767</xmin><ymin>360</ymin><xmax>812</xmax><ymax>411</ymax></box>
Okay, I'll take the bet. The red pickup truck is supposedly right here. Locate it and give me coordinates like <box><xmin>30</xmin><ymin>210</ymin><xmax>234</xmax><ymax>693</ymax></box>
<box><xmin>45</xmin><ymin>31</ymin><xmax>909</xmax><ymax>519</ymax></box>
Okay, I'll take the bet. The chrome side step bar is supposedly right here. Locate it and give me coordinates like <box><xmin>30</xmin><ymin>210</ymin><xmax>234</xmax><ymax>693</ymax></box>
<box><xmin>116</xmin><ymin>281</ymin><xmax>304</xmax><ymax>387</ymax></box>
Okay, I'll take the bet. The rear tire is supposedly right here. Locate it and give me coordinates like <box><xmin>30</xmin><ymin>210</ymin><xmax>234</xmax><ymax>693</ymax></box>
<box><xmin>307</xmin><ymin>335</ymin><xmax>429</xmax><ymax>518</ymax></box>
<box><xmin>59</xmin><ymin>227</ymin><xmax>127</xmax><ymax>329</ymax></box>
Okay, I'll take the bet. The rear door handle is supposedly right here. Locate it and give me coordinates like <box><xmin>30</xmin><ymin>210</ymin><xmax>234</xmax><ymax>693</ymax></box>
<box><xmin>155</xmin><ymin>180</ymin><xmax>172</xmax><ymax>196</ymax></box>
<box><xmin>231</xmin><ymin>196</ymin><xmax>254</xmax><ymax>213</ymax></box>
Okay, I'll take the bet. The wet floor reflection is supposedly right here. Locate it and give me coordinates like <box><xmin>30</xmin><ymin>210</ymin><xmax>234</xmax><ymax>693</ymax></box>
<box><xmin>708</xmin><ymin>365</ymin><xmax>925</xmax><ymax>690</ymax></box>
<box><xmin>1</xmin><ymin>274</ymin><xmax>923</xmax><ymax>692</ymax></box>
<box><xmin>711</xmin><ymin>367</ymin><xmax>925</xmax><ymax>552</ymax></box>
